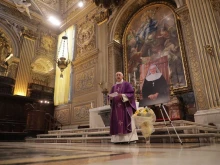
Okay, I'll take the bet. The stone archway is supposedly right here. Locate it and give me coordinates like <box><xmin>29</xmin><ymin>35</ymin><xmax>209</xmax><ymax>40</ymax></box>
<box><xmin>108</xmin><ymin>0</ymin><xmax>179</xmax><ymax>84</ymax></box>
<box><xmin>30</xmin><ymin>55</ymin><xmax>54</xmax><ymax>87</ymax></box>
<box><xmin>0</xmin><ymin>20</ymin><xmax>20</xmax><ymax>78</ymax></box>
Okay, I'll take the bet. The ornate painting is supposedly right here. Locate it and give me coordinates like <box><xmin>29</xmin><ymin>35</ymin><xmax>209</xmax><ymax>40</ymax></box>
<box><xmin>123</xmin><ymin>3</ymin><xmax>190</xmax><ymax>105</ymax></box>
<box><xmin>40</xmin><ymin>35</ymin><xmax>56</xmax><ymax>52</ymax></box>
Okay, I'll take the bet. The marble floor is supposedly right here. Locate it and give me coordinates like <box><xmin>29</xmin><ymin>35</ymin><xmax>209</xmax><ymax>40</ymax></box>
<box><xmin>0</xmin><ymin>142</ymin><xmax>219</xmax><ymax>165</ymax></box>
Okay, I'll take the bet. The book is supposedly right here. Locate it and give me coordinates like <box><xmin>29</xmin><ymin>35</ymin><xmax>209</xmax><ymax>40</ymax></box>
<box><xmin>108</xmin><ymin>92</ymin><xmax>118</xmax><ymax>97</ymax></box>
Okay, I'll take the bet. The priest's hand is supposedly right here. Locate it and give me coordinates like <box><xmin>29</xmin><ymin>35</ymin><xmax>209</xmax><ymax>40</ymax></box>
<box><xmin>118</xmin><ymin>93</ymin><xmax>122</xmax><ymax>98</ymax></box>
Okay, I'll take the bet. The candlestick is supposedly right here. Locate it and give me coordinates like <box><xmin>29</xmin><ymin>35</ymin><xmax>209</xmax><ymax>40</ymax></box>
<box><xmin>134</xmin><ymin>72</ymin><xmax>136</xmax><ymax>86</ymax></box>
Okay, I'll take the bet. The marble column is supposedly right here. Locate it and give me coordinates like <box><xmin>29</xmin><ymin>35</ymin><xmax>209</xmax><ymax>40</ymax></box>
<box><xmin>14</xmin><ymin>35</ymin><xmax>35</xmax><ymax>96</ymax></box>
<box><xmin>97</xmin><ymin>22</ymin><xmax>108</xmax><ymax>106</ymax></box>
<box><xmin>107</xmin><ymin>41</ymin><xmax>123</xmax><ymax>90</ymax></box>
<box><xmin>186</xmin><ymin>0</ymin><xmax>220</xmax><ymax>128</ymax></box>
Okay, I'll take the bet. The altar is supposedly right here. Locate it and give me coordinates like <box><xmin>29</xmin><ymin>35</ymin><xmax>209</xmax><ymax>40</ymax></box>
<box><xmin>89</xmin><ymin>105</ymin><xmax>111</xmax><ymax>128</ymax></box>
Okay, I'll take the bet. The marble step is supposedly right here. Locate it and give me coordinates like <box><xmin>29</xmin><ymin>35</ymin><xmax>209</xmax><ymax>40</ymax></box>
<box><xmin>48</xmin><ymin>120</ymin><xmax>217</xmax><ymax>135</ymax></box>
<box><xmin>48</xmin><ymin>127</ymin><xmax>110</xmax><ymax>134</ymax></box>
<box><xmin>37</xmin><ymin>125</ymin><xmax>219</xmax><ymax>139</ymax></box>
<box><xmin>26</xmin><ymin>133</ymin><xmax>219</xmax><ymax>143</ymax></box>
<box><xmin>26</xmin><ymin>120</ymin><xmax>219</xmax><ymax>144</ymax></box>
<box><xmin>37</xmin><ymin>131</ymin><xmax>110</xmax><ymax>138</ymax></box>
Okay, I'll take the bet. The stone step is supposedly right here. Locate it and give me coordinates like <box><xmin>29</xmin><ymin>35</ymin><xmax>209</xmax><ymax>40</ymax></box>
<box><xmin>40</xmin><ymin>125</ymin><xmax>219</xmax><ymax>138</ymax></box>
<box><xmin>37</xmin><ymin>131</ymin><xmax>110</xmax><ymax>138</ymax></box>
<box><xmin>140</xmin><ymin>133</ymin><xmax>216</xmax><ymax>138</ymax></box>
<box><xmin>48</xmin><ymin>127</ymin><xmax>110</xmax><ymax>134</ymax></box>
<box><xmin>26</xmin><ymin>120</ymin><xmax>219</xmax><ymax>144</ymax></box>
<box><xmin>37</xmin><ymin>125</ymin><xmax>219</xmax><ymax>139</ymax></box>
<box><xmin>153</xmin><ymin>126</ymin><xmax>219</xmax><ymax>133</ymax></box>
<box><xmin>48</xmin><ymin>120</ymin><xmax>217</xmax><ymax>135</ymax></box>
<box><xmin>26</xmin><ymin>136</ymin><xmax>111</xmax><ymax>143</ymax></box>
<box><xmin>26</xmin><ymin>133</ymin><xmax>219</xmax><ymax>143</ymax></box>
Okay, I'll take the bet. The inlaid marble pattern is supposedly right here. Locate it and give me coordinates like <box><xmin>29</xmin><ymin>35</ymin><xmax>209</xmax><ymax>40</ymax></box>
<box><xmin>0</xmin><ymin>143</ymin><xmax>219</xmax><ymax>165</ymax></box>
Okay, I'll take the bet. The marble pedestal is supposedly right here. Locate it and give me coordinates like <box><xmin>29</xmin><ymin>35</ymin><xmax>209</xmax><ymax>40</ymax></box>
<box><xmin>89</xmin><ymin>105</ymin><xmax>111</xmax><ymax>128</ymax></box>
<box><xmin>89</xmin><ymin>102</ymin><xmax>140</xmax><ymax>128</ymax></box>
<box><xmin>194</xmin><ymin>109</ymin><xmax>220</xmax><ymax>129</ymax></box>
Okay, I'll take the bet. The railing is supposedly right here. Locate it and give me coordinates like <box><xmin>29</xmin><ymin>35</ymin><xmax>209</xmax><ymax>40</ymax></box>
<box><xmin>44</xmin><ymin>113</ymin><xmax>62</xmax><ymax>133</ymax></box>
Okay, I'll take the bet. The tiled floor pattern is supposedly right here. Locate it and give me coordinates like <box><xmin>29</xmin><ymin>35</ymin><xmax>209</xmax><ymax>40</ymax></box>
<box><xmin>0</xmin><ymin>142</ymin><xmax>219</xmax><ymax>165</ymax></box>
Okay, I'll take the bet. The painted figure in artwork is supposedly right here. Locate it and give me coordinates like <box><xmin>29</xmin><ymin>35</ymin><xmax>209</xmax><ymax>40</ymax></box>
<box><xmin>141</xmin><ymin>64</ymin><xmax>169</xmax><ymax>106</ymax></box>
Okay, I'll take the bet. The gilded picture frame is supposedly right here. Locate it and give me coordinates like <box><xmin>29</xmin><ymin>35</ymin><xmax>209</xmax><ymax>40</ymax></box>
<box><xmin>123</xmin><ymin>3</ymin><xmax>191</xmax><ymax>98</ymax></box>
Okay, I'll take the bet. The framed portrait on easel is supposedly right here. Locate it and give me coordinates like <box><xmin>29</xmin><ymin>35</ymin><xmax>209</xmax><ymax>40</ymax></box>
<box><xmin>123</xmin><ymin>3</ymin><xmax>191</xmax><ymax>106</ymax></box>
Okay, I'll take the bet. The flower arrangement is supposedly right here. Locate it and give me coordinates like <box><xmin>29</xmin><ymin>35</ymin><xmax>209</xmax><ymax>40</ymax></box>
<box><xmin>132</xmin><ymin>106</ymin><xmax>156</xmax><ymax>141</ymax></box>
<box><xmin>133</xmin><ymin>106</ymin><xmax>156</xmax><ymax>119</ymax></box>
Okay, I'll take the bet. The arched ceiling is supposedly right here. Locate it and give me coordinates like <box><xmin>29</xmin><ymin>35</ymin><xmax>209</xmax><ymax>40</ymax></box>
<box><xmin>0</xmin><ymin>0</ymin><xmax>184</xmax><ymax>30</ymax></box>
<box><xmin>0</xmin><ymin>0</ymin><xmax>92</xmax><ymax>27</ymax></box>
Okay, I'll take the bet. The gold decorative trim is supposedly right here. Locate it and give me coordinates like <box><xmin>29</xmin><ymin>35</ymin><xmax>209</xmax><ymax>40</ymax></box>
<box><xmin>177</xmin><ymin>7</ymin><xmax>209</xmax><ymax>110</ymax></box>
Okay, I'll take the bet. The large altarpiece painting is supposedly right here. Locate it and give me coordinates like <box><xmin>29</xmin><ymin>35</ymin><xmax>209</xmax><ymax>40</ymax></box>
<box><xmin>123</xmin><ymin>3</ymin><xmax>190</xmax><ymax>103</ymax></box>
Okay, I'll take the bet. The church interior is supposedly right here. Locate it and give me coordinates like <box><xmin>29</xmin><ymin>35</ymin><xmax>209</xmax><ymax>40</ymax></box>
<box><xmin>0</xmin><ymin>0</ymin><xmax>220</xmax><ymax>164</ymax></box>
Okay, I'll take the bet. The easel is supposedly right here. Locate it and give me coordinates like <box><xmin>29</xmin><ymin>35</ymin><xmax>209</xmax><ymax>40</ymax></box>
<box><xmin>159</xmin><ymin>103</ymin><xmax>183</xmax><ymax>145</ymax></box>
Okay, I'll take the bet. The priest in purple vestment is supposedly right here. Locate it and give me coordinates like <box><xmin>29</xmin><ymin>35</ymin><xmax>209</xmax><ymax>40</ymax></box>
<box><xmin>109</xmin><ymin>72</ymin><xmax>138</xmax><ymax>143</ymax></box>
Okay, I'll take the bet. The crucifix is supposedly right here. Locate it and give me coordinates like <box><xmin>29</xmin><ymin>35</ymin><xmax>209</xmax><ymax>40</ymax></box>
<box><xmin>118</xmin><ymin>120</ymin><xmax>123</xmax><ymax>126</ymax></box>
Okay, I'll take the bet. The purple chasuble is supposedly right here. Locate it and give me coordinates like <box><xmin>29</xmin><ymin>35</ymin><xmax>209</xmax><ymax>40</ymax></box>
<box><xmin>110</xmin><ymin>81</ymin><xmax>136</xmax><ymax>135</ymax></box>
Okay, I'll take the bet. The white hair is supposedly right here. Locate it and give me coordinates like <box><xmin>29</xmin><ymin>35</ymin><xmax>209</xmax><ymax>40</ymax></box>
<box><xmin>115</xmin><ymin>72</ymin><xmax>123</xmax><ymax>76</ymax></box>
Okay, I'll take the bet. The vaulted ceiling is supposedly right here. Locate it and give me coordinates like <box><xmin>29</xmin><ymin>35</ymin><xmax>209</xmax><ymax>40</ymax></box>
<box><xmin>1</xmin><ymin>0</ymin><xmax>92</xmax><ymax>29</ymax></box>
<box><xmin>2</xmin><ymin>0</ymin><xmax>180</xmax><ymax>29</ymax></box>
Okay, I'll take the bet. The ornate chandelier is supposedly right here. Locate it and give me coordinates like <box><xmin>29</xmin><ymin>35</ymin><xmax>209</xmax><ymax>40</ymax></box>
<box><xmin>56</xmin><ymin>35</ymin><xmax>70</xmax><ymax>78</ymax></box>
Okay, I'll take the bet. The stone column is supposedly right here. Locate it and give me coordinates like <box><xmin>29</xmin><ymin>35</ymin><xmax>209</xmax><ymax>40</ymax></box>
<box><xmin>97</xmin><ymin>23</ymin><xmax>108</xmax><ymax>106</ymax></box>
<box><xmin>186</xmin><ymin>0</ymin><xmax>220</xmax><ymax>127</ymax></box>
<box><xmin>14</xmin><ymin>34</ymin><xmax>35</xmax><ymax>96</ymax></box>
<box><xmin>107</xmin><ymin>41</ymin><xmax>123</xmax><ymax>90</ymax></box>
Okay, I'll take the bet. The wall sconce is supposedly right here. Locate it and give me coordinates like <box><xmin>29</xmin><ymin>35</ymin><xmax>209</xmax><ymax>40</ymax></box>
<box><xmin>56</xmin><ymin>35</ymin><xmax>70</xmax><ymax>78</ymax></box>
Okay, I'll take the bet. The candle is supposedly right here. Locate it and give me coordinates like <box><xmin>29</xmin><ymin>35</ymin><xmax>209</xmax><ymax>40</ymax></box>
<box><xmin>128</xmin><ymin>73</ymin><xmax>130</xmax><ymax>83</ymax></box>
<box><xmin>134</xmin><ymin>72</ymin><xmax>136</xmax><ymax>86</ymax></box>
<box><xmin>91</xmin><ymin>102</ymin><xmax>93</xmax><ymax>108</ymax></box>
